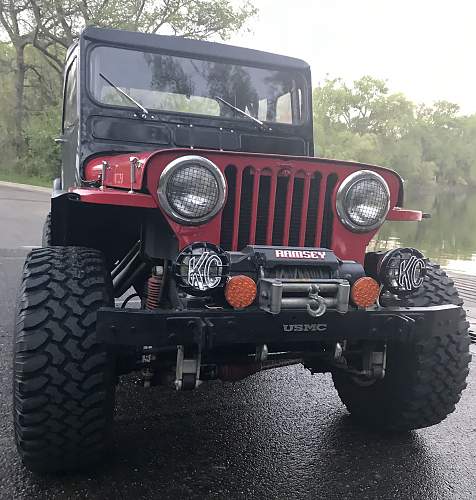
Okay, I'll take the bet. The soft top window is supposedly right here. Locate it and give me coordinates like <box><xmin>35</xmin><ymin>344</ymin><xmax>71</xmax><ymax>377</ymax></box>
<box><xmin>89</xmin><ymin>46</ymin><xmax>306</xmax><ymax>125</ymax></box>
<box><xmin>63</xmin><ymin>58</ymin><xmax>77</xmax><ymax>130</ymax></box>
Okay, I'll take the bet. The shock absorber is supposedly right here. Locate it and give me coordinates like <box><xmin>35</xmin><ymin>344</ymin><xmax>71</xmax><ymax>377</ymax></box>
<box><xmin>146</xmin><ymin>266</ymin><xmax>164</xmax><ymax>310</ymax></box>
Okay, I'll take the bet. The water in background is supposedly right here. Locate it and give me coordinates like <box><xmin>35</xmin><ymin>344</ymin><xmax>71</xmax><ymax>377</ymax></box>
<box><xmin>370</xmin><ymin>185</ymin><xmax>476</xmax><ymax>275</ymax></box>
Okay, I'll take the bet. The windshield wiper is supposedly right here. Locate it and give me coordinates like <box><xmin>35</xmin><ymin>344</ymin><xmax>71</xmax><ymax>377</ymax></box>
<box><xmin>214</xmin><ymin>96</ymin><xmax>269</xmax><ymax>130</ymax></box>
<box><xmin>100</xmin><ymin>73</ymin><xmax>150</xmax><ymax>117</ymax></box>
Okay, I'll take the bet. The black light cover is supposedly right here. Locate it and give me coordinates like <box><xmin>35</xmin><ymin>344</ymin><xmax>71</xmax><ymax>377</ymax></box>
<box><xmin>173</xmin><ymin>242</ymin><xmax>229</xmax><ymax>296</ymax></box>
<box><xmin>377</xmin><ymin>247</ymin><xmax>427</xmax><ymax>296</ymax></box>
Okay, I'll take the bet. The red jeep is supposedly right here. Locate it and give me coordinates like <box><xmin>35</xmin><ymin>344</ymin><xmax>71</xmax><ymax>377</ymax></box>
<box><xmin>13</xmin><ymin>27</ymin><xmax>471</xmax><ymax>473</ymax></box>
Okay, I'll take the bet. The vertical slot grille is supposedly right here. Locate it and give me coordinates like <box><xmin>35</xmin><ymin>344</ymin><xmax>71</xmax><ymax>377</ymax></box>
<box><xmin>219</xmin><ymin>165</ymin><xmax>339</xmax><ymax>251</ymax></box>
<box><xmin>272</xmin><ymin>176</ymin><xmax>289</xmax><ymax>245</ymax></box>
<box><xmin>321</xmin><ymin>173</ymin><xmax>338</xmax><ymax>248</ymax></box>
<box><xmin>288</xmin><ymin>177</ymin><xmax>304</xmax><ymax>246</ymax></box>
<box><xmin>237</xmin><ymin>167</ymin><xmax>254</xmax><ymax>250</ymax></box>
<box><xmin>304</xmin><ymin>173</ymin><xmax>321</xmax><ymax>246</ymax></box>
<box><xmin>255</xmin><ymin>175</ymin><xmax>271</xmax><ymax>244</ymax></box>
<box><xmin>220</xmin><ymin>165</ymin><xmax>236</xmax><ymax>250</ymax></box>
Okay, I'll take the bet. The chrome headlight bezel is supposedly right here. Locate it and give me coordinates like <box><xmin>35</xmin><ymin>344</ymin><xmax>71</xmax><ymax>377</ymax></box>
<box><xmin>158</xmin><ymin>155</ymin><xmax>227</xmax><ymax>225</ymax></box>
<box><xmin>336</xmin><ymin>170</ymin><xmax>390</xmax><ymax>232</ymax></box>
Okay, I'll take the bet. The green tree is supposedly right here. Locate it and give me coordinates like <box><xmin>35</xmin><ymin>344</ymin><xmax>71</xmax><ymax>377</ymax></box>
<box><xmin>29</xmin><ymin>0</ymin><xmax>257</xmax><ymax>75</ymax></box>
<box><xmin>313</xmin><ymin>76</ymin><xmax>476</xmax><ymax>186</ymax></box>
<box><xmin>0</xmin><ymin>1</ymin><xmax>35</xmax><ymax>155</ymax></box>
<box><xmin>0</xmin><ymin>0</ymin><xmax>257</xmax><ymax>180</ymax></box>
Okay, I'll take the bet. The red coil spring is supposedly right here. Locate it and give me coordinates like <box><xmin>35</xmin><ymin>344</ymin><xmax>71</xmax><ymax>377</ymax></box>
<box><xmin>145</xmin><ymin>274</ymin><xmax>162</xmax><ymax>310</ymax></box>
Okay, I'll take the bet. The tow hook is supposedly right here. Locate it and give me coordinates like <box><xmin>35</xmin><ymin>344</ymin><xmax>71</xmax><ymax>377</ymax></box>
<box><xmin>255</xmin><ymin>344</ymin><xmax>269</xmax><ymax>362</ymax></box>
<box><xmin>366</xmin><ymin>347</ymin><xmax>387</xmax><ymax>379</ymax></box>
<box><xmin>175</xmin><ymin>344</ymin><xmax>202</xmax><ymax>390</ymax></box>
<box><xmin>307</xmin><ymin>284</ymin><xmax>327</xmax><ymax>317</ymax></box>
<box><xmin>350</xmin><ymin>344</ymin><xmax>387</xmax><ymax>384</ymax></box>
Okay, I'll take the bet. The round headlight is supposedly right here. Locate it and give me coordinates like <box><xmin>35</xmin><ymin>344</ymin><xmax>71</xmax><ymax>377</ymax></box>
<box><xmin>158</xmin><ymin>156</ymin><xmax>226</xmax><ymax>225</ymax></box>
<box><xmin>336</xmin><ymin>170</ymin><xmax>390</xmax><ymax>232</ymax></box>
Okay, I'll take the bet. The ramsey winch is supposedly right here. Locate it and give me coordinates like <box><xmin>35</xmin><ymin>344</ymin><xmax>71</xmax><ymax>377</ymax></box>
<box><xmin>170</xmin><ymin>243</ymin><xmax>426</xmax><ymax>318</ymax></box>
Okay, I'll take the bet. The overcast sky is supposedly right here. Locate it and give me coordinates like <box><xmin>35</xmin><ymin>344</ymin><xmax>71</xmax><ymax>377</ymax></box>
<box><xmin>229</xmin><ymin>0</ymin><xmax>476</xmax><ymax>114</ymax></box>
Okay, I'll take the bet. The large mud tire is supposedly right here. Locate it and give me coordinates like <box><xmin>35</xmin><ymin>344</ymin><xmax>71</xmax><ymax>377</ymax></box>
<box><xmin>332</xmin><ymin>263</ymin><xmax>471</xmax><ymax>431</ymax></box>
<box><xmin>13</xmin><ymin>247</ymin><xmax>116</xmax><ymax>473</ymax></box>
<box><xmin>41</xmin><ymin>212</ymin><xmax>51</xmax><ymax>247</ymax></box>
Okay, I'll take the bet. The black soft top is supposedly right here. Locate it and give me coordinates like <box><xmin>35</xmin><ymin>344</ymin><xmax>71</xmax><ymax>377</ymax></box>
<box><xmin>79</xmin><ymin>26</ymin><xmax>310</xmax><ymax>70</ymax></box>
<box><xmin>68</xmin><ymin>26</ymin><xmax>314</xmax><ymax>164</ymax></box>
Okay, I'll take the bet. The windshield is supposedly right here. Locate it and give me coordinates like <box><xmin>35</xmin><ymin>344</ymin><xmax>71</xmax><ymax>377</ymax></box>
<box><xmin>89</xmin><ymin>46</ymin><xmax>306</xmax><ymax>125</ymax></box>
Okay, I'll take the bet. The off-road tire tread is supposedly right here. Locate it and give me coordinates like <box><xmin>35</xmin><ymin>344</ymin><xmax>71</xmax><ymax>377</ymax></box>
<box><xmin>333</xmin><ymin>263</ymin><xmax>471</xmax><ymax>431</ymax></box>
<box><xmin>41</xmin><ymin>212</ymin><xmax>52</xmax><ymax>247</ymax></box>
<box><xmin>13</xmin><ymin>246</ymin><xmax>115</xmax><ymax>472</ymax></box>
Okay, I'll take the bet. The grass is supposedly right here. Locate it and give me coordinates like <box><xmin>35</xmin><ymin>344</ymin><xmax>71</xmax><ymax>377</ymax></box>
<box><xmin>0</xmin><ymin>171</ymin><xmax>51</xmax><ymax>188</ymax></box>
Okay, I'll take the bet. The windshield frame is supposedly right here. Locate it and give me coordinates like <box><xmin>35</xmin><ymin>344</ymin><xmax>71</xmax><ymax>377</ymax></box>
<box><xmin>85</xmin><ymin>43</ymin><xmax>311</xmax><ymax>127</ymax></box>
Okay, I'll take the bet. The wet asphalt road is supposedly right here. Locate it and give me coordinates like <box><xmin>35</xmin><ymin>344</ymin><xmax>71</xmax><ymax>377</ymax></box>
<box><xmin>0</xmin><ymin>184</ymin><xmax>475</xmax><ymax>500</ymax></box>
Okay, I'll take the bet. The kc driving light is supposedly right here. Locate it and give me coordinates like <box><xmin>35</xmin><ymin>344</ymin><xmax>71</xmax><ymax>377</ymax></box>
<box><xmin>378</xmin><ymin>247</ymin><xmax>426</xmax><ymax>296</ymax></box>
<box><xmin>173</xmin><ymin>242</ymin><xmax>229</xmax><ymax>296</ymax></box>
<box><xmin>336</xmin><ymin>170</ymin><xmax>390</xmax><ymax>232</ymax></box>
<box><xmin>158</xmin><ymin>155</ymin><xmax>227</xmax><ymax>225</ymax></box>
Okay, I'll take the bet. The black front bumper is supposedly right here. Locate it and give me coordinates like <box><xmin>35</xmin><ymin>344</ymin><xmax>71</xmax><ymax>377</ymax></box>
<box><xmin>96</xmin><ymin>304</ymin><xmax>461</xmax><ymax>349</ymax></box>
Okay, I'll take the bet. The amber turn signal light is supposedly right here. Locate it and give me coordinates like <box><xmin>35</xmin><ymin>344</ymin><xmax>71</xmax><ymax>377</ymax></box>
<box><xmin>351</xmin><ymin>277</ymin><xmax>380</xmax><ymax>308</ymax></box>
<box><xmin>225</xmin><ymin>275</ymin><xmax>257</xmax><ymax>309</ymax></box>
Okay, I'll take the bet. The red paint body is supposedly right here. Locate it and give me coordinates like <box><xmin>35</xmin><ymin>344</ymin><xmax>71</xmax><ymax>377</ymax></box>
<box><xmin>72</xmin><ymin>188</ymin><xmax>156</xmax><ymax>208</ymax></box>
<box><xmin>81</xmin><ymin>149</ymin><xmax>422</xmax><ymax>263</ymax></box>
<box><xmin>386</xmin><ymin>207</ymin><xmax>422</xmax><ymax>221</ymax></box>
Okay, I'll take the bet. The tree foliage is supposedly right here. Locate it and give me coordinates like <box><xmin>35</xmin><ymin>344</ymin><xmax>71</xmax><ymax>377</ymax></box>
<box><xmin>28</xmin><ymin>0</ymin><xmax>257</xmax><ymax>73</ymax></box>
<box><xmin>0</xmin><ymin>0</ymin><xmax>257</xmax><ymax>180</ymax></box>
<box><xmin>314</xmin><ymin>76</ymin><xmax>476</xmax><ymax>186</ymax></box>
<box><xmin>0</xmin><ymin>2</ymin><xmax>475</xmax><ymax>188</ymax></box>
